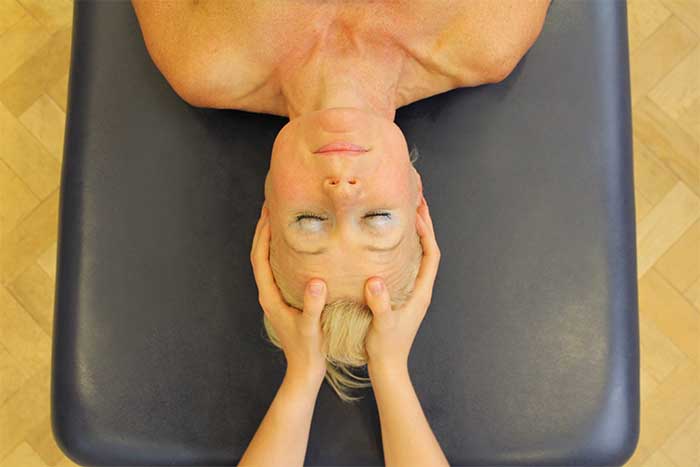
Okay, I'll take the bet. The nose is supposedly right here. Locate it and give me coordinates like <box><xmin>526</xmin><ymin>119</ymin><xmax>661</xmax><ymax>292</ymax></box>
<box><xmin>323</xmin><ymin>176</ymin><xmax>361</xmax><ymax>205</ymax></box>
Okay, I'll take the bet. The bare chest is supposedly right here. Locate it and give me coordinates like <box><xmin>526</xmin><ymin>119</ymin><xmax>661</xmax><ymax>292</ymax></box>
<box><xmin>190</xmin><ymin>2</ymin><xmax>469</xmax><ymax>114</ymax></box>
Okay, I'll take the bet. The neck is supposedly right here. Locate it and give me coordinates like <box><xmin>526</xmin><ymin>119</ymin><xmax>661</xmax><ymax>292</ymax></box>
<box><xmin>279</xmin><ymin>41</ymin><xmax>404</xmax><ymax>122</ymax></box>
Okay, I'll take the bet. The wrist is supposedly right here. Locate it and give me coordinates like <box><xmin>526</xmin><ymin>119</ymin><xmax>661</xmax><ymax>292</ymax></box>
<box><xmin>367</xmin><ymin>359</ymin><xmax>409</xmax><ymax>381</ymax></box>
<box><xmin>284</xmin><ymin>364</ymin><xmax>326</xmax><ymax>391</ymax></box>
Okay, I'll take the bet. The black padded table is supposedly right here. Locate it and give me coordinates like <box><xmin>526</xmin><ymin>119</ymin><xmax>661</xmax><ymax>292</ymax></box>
<box><xmin>52</xmin><ymin>1</ymin><xmax>640</xmax><ymax>465</ymax></box>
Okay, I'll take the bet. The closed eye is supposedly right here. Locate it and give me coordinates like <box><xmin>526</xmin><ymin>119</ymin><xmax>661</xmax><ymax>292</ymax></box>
<box><xmin>364</xmin><ymin>211</ymin><xmax>391</xmax><ymax>219</ymax></box>
<box><xmin>295</xmin><ymin>213</ymin><xmax>327</xmax><ymax>222</ymax></box>
<box><xmin>295</xmin><ymin>212</ymin><xmax>391</xmax><ymax>222</ymax></box>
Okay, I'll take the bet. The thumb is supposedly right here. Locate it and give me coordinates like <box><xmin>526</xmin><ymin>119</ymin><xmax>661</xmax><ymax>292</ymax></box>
<box><xmin>365</xmin><ymin>277</ymin><xmax>394</xmax><ymax>329</ymax></box>
<box><xmin>301</xmin><ymin>279</ymin><xmax>326</xmax><ymax>325</ymax></box>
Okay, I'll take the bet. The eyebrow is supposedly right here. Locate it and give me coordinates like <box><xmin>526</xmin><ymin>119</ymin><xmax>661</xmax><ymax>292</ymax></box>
<box><xmin>285</xmin><ymin>234</ymin><xmax>404</xmax><ymax>256</ymax></box>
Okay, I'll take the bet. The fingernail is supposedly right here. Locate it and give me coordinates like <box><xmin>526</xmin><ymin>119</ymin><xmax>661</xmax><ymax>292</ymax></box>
<box><xmin>369</xmin><ymin>279</ymin><xmax>383</xmax><ymax>296</ymax></box>
<box><xmin>309</xmin><ymin>281</ymin><xmax>324</xmax><ymax>296</ymax></box>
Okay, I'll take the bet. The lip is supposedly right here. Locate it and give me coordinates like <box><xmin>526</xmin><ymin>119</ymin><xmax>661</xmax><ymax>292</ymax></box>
<box><xmin>314</xmin><ymin>142</ymin><xmax>368</xmax><ymax>154</ymax></box>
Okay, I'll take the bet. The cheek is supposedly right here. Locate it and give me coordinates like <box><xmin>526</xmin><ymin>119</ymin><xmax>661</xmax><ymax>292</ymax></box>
<box><xmin>269</xmin><ymin>122</ymin><xmax>317</xmax><ymax>204</ymax></box>
<box><xmin>270</xmin><ymin>161</ymin><xmax>318</xmax><ymax>206</ymax></box>
<box><xmin>372</xmin><ymin>159</ymin><xmax>414</xmax><ymax>201</ymax></box>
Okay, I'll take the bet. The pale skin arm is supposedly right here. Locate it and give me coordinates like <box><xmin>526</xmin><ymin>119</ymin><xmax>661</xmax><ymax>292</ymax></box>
<box><xmin>240</xmin><ymin>206</ymin><xmax>330</xmax><ymax>467</ymax></box>
<box><xmin>237</xmin><ymin>371</ymin><xmax>322</xmax><ymax>467</ymax></box>
<box><xmin>370</xmin><ymin>366</ymin><xmax>448</xmax><ymax>467</ymax></box>
<box><xmin>364</xmin><ymin>194</ymin><xmax>448</xmax><ymax>467</ymax></box>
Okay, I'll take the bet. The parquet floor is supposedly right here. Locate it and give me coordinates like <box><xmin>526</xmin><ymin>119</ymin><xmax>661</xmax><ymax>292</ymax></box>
<box><xmin>0</xmin><ymin>1</ymin><xmax>698</xmax><ymax>466</ymax></box>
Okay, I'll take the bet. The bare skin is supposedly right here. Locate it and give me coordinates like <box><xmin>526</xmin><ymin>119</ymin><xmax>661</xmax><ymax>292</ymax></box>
<box><xmin>131</xmin><ymin>2</ymin><xmax>550</xmax><ymax>466</ymax></box>
<box><xmin>132</xmin><ymin>1</ymin><xmax>549</xmax><ymax>119</ymax></box>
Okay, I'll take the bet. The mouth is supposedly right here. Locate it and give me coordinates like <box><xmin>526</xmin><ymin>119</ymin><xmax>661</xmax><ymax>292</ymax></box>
<box><xmin>314</xmin><ymin>142</ymin><xmax>369</xmax><ymax>154</ymax></box>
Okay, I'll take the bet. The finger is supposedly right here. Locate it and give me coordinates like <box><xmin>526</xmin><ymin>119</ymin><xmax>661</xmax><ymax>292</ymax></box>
<box><xmin>364</xmin><ymin>277</ymin><xmax>395</xmax><ymax>330</ymax></box>
<box><xmin>301</xmin><ymin>279</ymin><xmax>327</xmax><ymax>328</ymax></box>
<box><xmin>411</xmin><ymin>212</ymin><xmax>441</xmax><ymax>311</ymax></box>
<box><xmin>250</xmin><ymin>216</ymin><xmax>286</xmax><ymax>312</ymax></box>
<box><xmin>250</xmin><ymin>204</ymin><xmax>268</xmax><ymax>262</ymax></box>
<box><xmin>418</xmin><ymin>195</ymin><xmax>435</xmax><ymax>238</ymax></box>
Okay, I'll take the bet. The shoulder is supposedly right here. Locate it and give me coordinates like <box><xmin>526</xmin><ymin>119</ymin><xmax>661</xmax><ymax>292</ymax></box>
<box><xmin>132</xmin><ymin>0</ymin><xmax>286</xmax><ymax>113</ymax></box>
<box><xmin>408</xmin><ymin>0</ymin><xmax>551</xmax><ymax>87</ymax></box>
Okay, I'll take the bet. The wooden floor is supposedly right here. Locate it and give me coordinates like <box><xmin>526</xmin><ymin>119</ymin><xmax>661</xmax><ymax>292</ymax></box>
<box><xmin>0</xmin><ymin>1</ymin><xmax>698</xmax><ymax>466</ymax></box>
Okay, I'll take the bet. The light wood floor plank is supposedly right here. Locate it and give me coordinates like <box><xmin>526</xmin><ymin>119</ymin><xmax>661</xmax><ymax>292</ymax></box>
<box><xmin>636</xmin><ymin>182</ymin><xmax>700</xmax><ymax>277</ymax></box>
<box><xmin>639</xmin><ymin>268</ymin><xmax>700</xmax><ymax>364</ymax></box>
<box><xmin>36</xmin><ymin>241</ymin><xmax>57</xmax><ymax>281</ymax></box>
<box><xmin>685</xmin><ymin>277</ymin><xmax>700</xmax><ymax>309</ymax></box>
<box><xmin>19</xmin><ymin>93</ymin><xmax>66</xmax><ymax>159</ymax></box>
<box><xmin>640</xmin><ymin>364</ymin><xmax>661</xmax><ymax>403</ymax></box>
<box><xmin>639</xmin><ymin>316</ymin><xmax>687</xmax><ymax>382</ymax></box>
<box><xmin>650</xmin><ymin>45</ymin><xmax>700</xmax><ymax>143</ymax></box>
<box><xmin>0</xmin><ymin>158</ymin><xmax>39</xmax><ymax>236</ymax></box>
<box><xmin>633</xmin><ymin>136</ymin><xmax>679</xmax><ymax>206</ymax></box>
<box><xmin>630</xmin><ymin>16</ymin><xmax>698</xmax><ymax>104</ymax></box>
<box><xmin>0</xmin><ymin>365</ymin><xmax>50</xmax><ymax>461</ymax></box>
<box><xmin>7</xmin><ymin>263</ymin><xmax>55</xmax><ymax>336</ymax></box>
<box><xmin>0</xmin><ymin>26</ymin><xmax>72</xmax><ymax>117</ymax></box>
<box><xmin>16</xmin><ymin>0</ymin><xmax>72</xmax><ymax>34</ymax></box>
<box><xmin>0</xmin><ymin>344</ymin><xmax>30</xmax><ymax>406</ymax></box>
<box><xmin>640</xmin><ymin>450</ymin><xmax>677</xmax><ymax>467</ymax></box>
<box><xmin>627</xmin><ymin>361</ymin><xmax>699</xmax><ymax>466</ymax></box>
<box><xmin>47</xmin><ymin>72</ymin><xmax>69</xmax><ymax>113</ymax></box>
<box><xmin>633</xmin><ymin>98</ymin><xmax>700</xmax><ymax>197</ymax></box>
<box><xmin>0</xmin><ymin>15</ymin><xmax>51</xmax><ymax>83</ymax></box>
<box><xmin>0</xmin><ymin>286</ymin><xmax>51</xmax><ymax>376</ymax></box>
<box><xmin>628</xmin><ymin>0</ymin><xmax>672</xmax><ymax>53</ymax></box>
<box><xmin>0</xmin><ymin>0</ymin><xmax>27</xmax><ymax>37</ymax></box>
<box><xmin>661</xmin><ymin>405</ymin><xmax>699</xmax><ymax>467</ymax></box>
<box><xmin>0</xmin><ymin>189</ymin><xmax>59</xmax><ymax>285</ymax></box>
<box><xmin>0</xmin><ymin>442</ymin><xmax>47</xmax><ymax>467</ymax></box>
<box><xmin>655</xmin><ymin>220</ymin><xmax>700</xmax><ymax>293</ymax></box>
<box><xmin>661</xmin><ymin>0</ymin><xmax>700</xmax><ymax>35</ymax></box>
<box><xmin>0</xmin><ymin>102</ymin><xmax>60</xmax><ymax>199</ymax></box>
<box><xmin>635</xmin><ymin>188</ymin><xmax>654</xmax><ymax>225</ymax></box>
<box><xmin>26</xmin><ymin>415</ymin><xmax>66</xmax><ymax>467</ymax></box>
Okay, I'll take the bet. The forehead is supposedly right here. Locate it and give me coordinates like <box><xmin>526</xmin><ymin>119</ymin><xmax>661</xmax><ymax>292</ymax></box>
<box><xmin>270</xmin><ymin>229</ymin><xmax>419</xmax><ymax>307</ymax></box>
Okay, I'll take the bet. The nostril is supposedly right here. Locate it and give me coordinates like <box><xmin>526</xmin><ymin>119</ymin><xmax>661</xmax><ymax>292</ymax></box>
<box><xmin>326</xmin><ymin>177</ymin><xmax>357</xmax><ymax>187</ymax></box>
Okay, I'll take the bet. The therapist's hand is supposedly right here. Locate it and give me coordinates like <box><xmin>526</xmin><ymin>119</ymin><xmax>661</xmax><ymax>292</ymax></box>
<box><xmin>250</xmin><ymin>205</ymin><xmax>328</xmax><ymax>385</ymax></box>
<box><xmin>363</xmin><ymin>195</ymin><xmax>441</xmax><ymax>374</ymax></box>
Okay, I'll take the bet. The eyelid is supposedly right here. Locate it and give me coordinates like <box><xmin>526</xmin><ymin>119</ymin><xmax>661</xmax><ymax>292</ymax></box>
<box><xmin>363</xmin><ymin>212</ymin><xmax>393</xmax><ymax>230</ymax></box>
<box><xmin>292</xmin><ymin>210</ymin><xmax>392</xmax><ymax>226</ymax></box>
<box><xmin>363</xmin><ymin>211</ymin><xmax>391</xmax><ymax>219</ymax></box>
<box><xmin>295</xmin><ymin>212</ymin><xmax>327</xmax><ymax>221</ymax></box>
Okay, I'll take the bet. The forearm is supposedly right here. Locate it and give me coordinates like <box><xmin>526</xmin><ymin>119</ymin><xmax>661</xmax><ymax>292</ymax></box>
<box><xmin>238</xmin><ymin>371</ymin><xmax>322</xmax><ymax>467</ymax></box>
<box><xmin>369</xmin><ymin>364</ymin><xmax>449</xmax><ymax>467</ymax></box>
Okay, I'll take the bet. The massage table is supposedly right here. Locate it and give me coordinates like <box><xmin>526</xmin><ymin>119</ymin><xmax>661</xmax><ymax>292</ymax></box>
<box><xmin>51</xmin><ymin>0</ymin><xmax>640</xmax><ymax>465</ymax></box>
